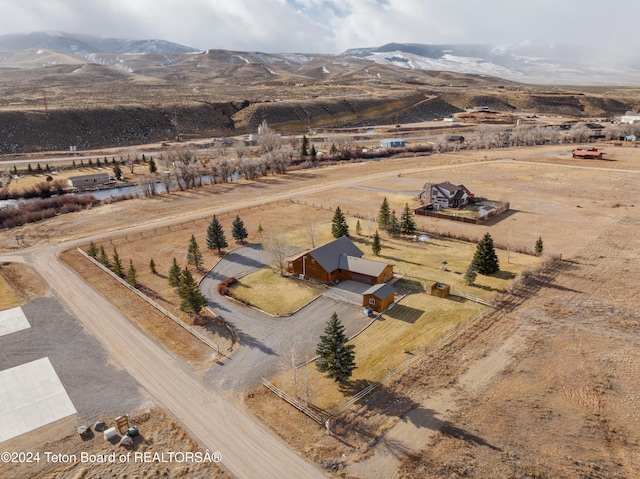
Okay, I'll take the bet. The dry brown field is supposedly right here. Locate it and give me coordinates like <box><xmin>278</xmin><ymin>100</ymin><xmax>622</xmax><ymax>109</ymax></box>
<box><xmin>2</xmin><ymin>144</ymin><xmax>640</xmax><ymax>477</ymax></box>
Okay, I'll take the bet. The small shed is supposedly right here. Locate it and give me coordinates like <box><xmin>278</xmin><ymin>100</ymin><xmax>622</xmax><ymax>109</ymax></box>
<box><xmin>380</xmin><ymin>139</ymin><xmax>405</xmax><ymax>148</ymax></box>
<box><xmin>430</xmin><ymin>282</ymin><xmax>450</xmax><ymax>298</ymax></box>
<box><xmin>446</xmin><ymin>135</ymin><xmax>465</xmax><ymax>143</ymax></box>
<box><xmin>362</xmin><ymin>283</ymin><xmax>395</xmax><ymax>313</ymax></box>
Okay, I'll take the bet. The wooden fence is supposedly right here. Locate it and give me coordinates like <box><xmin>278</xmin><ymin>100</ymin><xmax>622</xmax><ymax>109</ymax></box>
<box><xmin>261</xmin><ymin>378</ymin><xmax>327</xmax><ymax>425</ymax></box>
<box><xmin>77</xmin><ymin>248</ymin><xmax>219</xmax><ymax>354</ymax></box>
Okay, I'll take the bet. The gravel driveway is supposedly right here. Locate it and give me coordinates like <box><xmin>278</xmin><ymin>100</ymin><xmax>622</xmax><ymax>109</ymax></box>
<box><xmin>201</xmin><ymin>245</ymin><xmax>371</xmax><ymax>391</ymax></box>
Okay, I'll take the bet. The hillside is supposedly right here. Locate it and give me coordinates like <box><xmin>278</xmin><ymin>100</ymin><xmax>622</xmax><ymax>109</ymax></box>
<box><xmin>0</xmin><ymin>36</ymin><xmax>639</xmax><ymax>153</ymax></box>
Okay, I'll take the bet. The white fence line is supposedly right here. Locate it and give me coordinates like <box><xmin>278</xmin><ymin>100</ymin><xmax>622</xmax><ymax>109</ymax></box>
<box><xmin>77</xmin><ymin>247</ymin><xmax>219</xmax><ymax>354</ymax></box>
<box><xmin>451</xmin><ymin>288</ymin><xmax>495</xmax><ymax>307</ymax></box>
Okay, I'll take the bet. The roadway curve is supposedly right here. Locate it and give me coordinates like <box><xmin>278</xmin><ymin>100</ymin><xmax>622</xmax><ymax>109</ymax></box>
<box><xmin>0</xmin><ymin>155</ymin><xmax>524</xmax><ymax>478</ymax></box>
<box><xmin>2</xmin><ymin>243</ymin><xmax>325</xmax><ymax>479</ymax></box>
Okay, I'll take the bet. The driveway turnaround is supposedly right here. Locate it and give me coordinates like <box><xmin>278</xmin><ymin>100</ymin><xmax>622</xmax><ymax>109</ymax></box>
<box><xmin>201</xmin><ymin>245</ymin><xmax>372</xmax><ymax>391</ymax></box>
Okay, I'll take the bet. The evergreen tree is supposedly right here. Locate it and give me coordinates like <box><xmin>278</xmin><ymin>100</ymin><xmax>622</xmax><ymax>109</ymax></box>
<box><xmin>96</xmin><ymin>158</ymin><xmax>101</xmax><ymax>167</ymax></box>
<box><xmin>168</xmin><ymin>257</ymin><xmax>181</xmax><ymax>287</ymax></box>
<box><xmin>149</xmin><ymin>157</ymin><xmax>158</xmax><ymax>174</ymax></box>
<box><xmin>99</xmin><ymin>246</ymin><xmax>109</xmax><ymax>266</ymax></box>
<box><xmin>113</xmin><ymin>165</ymin><xmax>122</xmax><ymax>180</ymax></box>
<box><xmin>472</xmin><ymin>233</ymin><xmax>500</xmax><ymax>275</ymax></box>
<box><xmin>535</xmin><ymin>236</ymin><xmax>544</xmax><ymax>256</ymax></box>
<box><xmin>464</xmin><ymin>262</ymin><xmax>477</xmax><ymax>286</ymax></box>
<box><xmin>355</xmin><ymin>219</ymin><xmax>362</xmax><ymax>236</ymax></box>
<box><xmin>178</xmin><ymin>268</ymin><xmax>207</xmax><ymax>315</ymax></box>
<box><xmin>300</xmin><ymin>135</ymin><xmax>309</xmax><ymax>157</ymax></box>
<box><xmin>387</xmin><ymin>211</ymin><xmax>400</xmax><ymax>237</ymax></box>
<box><xmin>257</xmin><ymin>223</ymin><xmax>264</xmax><ymax>237</ymax></box>
<box><xmin>112</xmin><ymin>247</ymin><xmax>123</xmax><ymax>276</ymax></box>
<box><xmin>378</xmin><ymin>197</ymin><xmax>391</xmax><ymax>230</ymax></box>
<box><xmin>310</xmin><ymin>144</ymin><xmax>317</xmax><ymax>161</ymax></box>
<box><xmin>88</xmin><ymin>159</ymin><xmax>93</xmax><ymax>167</ymax></box>
<box><xmin>12</xmin><ymin>165</ymin><xmax>17</xmax><ymax>175</ymax></box>
<box><xmin>330</xmin><ymin>143</ymin><xmax>338</xmax><ymax>155</ymax></box>
<box><xmin>126</xmin><ymin>259</ymin><xmax>137</xmax><ymax>287</ymax></box>
<box><xmin>149</xmin><ymin>258</ymin><xmax>157</xmax><ymax>275</ymax></box>
<box><xmin>87</xmin><ymin>241</ymin><xmax>98</xmax><ymax>258</ymax></box>
<box><xmin>232</xmin><ymin>215</ymin><xmax>249</xmax><ymax>244</ymax></box>
<box><xmin>372</xmin><ymin>230</ymin><xmax>382</xmax><ymax>256</ymax></box>
<box><xmin>206</xmin><ymin>215</ymin><xmax>228</xmax><ymax>254</ymax></box>
<box><xmin>400</xmin><ymin>203</ymin><xmax>417</xmax><ymax>235</ymax></box>
<box><xmin>331</xmin><ymin>206</ymin><xmax>349</xmax><ymax>238</ymax></box>
<box><xmin>315</xmin><ymin>312</ymin><xmax>356</xmax><ymax>384</ymax></box>
<box><xmin>72</xmin><ymin>160</ymin><xmax>77</xmax><ymax>169</ymax></box>
<box><xmin>27</xmin><ymin>164</ymin><xmax>33</xmax><ymax>174</ymax></box>
<box><xmin>36</xmin><ymin>163</ymin><xmax>43</xmax><ymax>172</ymax></box>
<box><xmin>187</xmin><ymin>234</ymin><xmax>204</xmax><ymax>269</ymax></box>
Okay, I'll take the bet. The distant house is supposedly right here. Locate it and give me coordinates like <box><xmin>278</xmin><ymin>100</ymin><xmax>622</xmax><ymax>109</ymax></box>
<box><xmin>362</xmin><ymin>283</ymin><xmax>396</xmax><ymax>313</ymax></box>
<box><xmin>380</xmin><ymin>139</ymin><xmax>405</xmax><ymax>148</ymax></box>
<box><xmin>419</xmin><ymin>181</ymin><xmax>473</xmax><ymax>209</ymax></box>
<box><xmin>446</xmin><ymin>135</ymin><xmax>465</xmax><ymax>143</ymax></box>
<box><xmin>621</xmin><ymin>115</ymin><xmax>640</xmax><ymax>124</ymax></box>
<box><xmin>289</xmin><ymin>236</ymin><xmax>393</xmax><ymax>285</ymax></box>
<box><xmin>572</xmin><ymin>147</ymin><xmax>603</xmax><ymax>159</ymax></box>
<box><xmin>67</xmin><ymin>173</ymin><xmax>111</xmax><ymax>188</ymax></box>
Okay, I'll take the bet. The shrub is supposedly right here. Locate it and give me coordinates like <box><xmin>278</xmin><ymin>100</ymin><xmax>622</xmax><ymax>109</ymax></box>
<box><xmin>217</xmin><ymin>277</ymin><xmax>238</xmax><ymax>296</ymax></box>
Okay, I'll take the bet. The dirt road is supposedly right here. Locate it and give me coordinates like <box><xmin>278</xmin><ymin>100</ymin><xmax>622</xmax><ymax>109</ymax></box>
<box><xmin>1</xmin><ymin>246</ymin><xmax>326</xmax><ymax>479</ymax></box>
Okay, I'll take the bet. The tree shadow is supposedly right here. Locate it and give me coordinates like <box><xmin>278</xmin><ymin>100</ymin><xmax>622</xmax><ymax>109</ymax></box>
<box><xmin>385</xmin><ymin>304</ymin><xmax>423</xmax><ymax>323</ymax></box>
<box><xmin>490</xmin><ymin>270</ymin><xmax>516</xmax><ymax>280</ymax></box>
<box><xmin>227</xmin><ymin>323</ymin><xmax>277</xmax><ymax>355</ymax></box>
<box><xmin>338</xmin><ymin>378</ymin><xmax>372</xmax><ymax>396</ymax></box>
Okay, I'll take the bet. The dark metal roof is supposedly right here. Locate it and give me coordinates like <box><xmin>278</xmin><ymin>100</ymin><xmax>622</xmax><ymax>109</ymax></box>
<box><xmin>308</xmin><ymin>236</ymin><xmax>363</xmax><ymax>272</ymax></box>
<box><xmin>363</xmin><ymin>283</ymin><xmax>396</xmax><ymax>299</ymax></box>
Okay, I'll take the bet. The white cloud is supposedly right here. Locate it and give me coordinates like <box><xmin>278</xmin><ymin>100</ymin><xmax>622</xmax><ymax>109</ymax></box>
<box><xmin>0</xmin><ymin>0</ymin><xmax>638</xmax><ymax>59</ymax></box>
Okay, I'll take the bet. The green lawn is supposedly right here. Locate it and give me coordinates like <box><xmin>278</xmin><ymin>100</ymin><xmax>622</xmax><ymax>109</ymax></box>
<box><xmin>229</xmin><ymin>268</ymin><xmax>326</xmax><ymax>316</ymax></box>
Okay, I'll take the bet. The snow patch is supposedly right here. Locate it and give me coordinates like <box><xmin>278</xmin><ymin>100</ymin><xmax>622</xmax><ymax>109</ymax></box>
<box><xmin>322</xmin><ymin>66</ymin><xmax>329</xmax><ymax>74</ymax></box>
<box><xmin>236</xmin><ymin>55</ymin><xmax>250</xmax><ymax>64</ymax></box>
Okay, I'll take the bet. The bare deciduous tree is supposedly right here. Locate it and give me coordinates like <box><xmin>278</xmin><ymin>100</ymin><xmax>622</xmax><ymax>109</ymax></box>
<box><xmin>169</xmin><ymin>146</ymin><xmax>198</xmax><ymax>190</ymax></box>
<box><xmin>263</xmin><ymin>231</ymin><xmax>289</xmax><ymax>276</ymax></box>
<box><xmin>258</xmin><ymin>130</ymin><xmax>283</xmax><ymax>154</ymax></box>
<box><xmin>139</xmin><ymin>174</ymin><xmax>157</xmax><ymax>197</ymax></box>
<box><xmin>216</xmin><ymin>158</ymin><xmax>235</xmax><ymax>183</ymax></box>
<box><xmin>235</xmin><ymin>142</ymin><xmax>248</xmax><ymax>161</ymax></box>
<box><xmin>303</xmin><ymin>221</ymin><xmax>317</xmax><ymax>249</ymax></box>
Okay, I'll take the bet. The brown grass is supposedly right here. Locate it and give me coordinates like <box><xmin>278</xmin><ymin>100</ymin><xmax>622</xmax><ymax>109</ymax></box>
<box><xmin>0</xmin><ymin>262</ymin><xmax>48</xmax><ymax>306</ymax></box>
<box><xmin>61</xmin><ymin>249</ymin><xmax>221</xmax><ymax>365</ymax></box>
<box><xmin>230</xmin><ymin>269</ymin><xmax>326</xmax><ymax>315</ymax></box>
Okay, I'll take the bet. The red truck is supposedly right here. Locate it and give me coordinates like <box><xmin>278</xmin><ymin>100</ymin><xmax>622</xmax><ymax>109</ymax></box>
<box><xmin>572</xmin><ymin>147</ymin><xmax>603</xmax><ymax>159</ymax></box>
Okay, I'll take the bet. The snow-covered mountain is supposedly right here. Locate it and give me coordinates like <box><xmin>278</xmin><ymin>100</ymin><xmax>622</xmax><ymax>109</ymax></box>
<box><xmin>0</xmin><ymin>32</ymin><xmax>198</xmax><ymax>54</ymax></box>
<box><xmin>344</xmin><ymin>43</ymin><xmax>640</xmax><ymax>85</ymax></box>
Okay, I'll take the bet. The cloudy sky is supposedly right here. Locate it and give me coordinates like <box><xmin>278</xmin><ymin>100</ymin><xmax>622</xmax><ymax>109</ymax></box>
<box><xmin>1</xmin><ymin>0</ymin><xmax>637</xmax><ymax>56</ymax></box>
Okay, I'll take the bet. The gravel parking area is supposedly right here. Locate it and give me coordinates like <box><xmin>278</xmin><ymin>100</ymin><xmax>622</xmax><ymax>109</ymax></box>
<box><xmin>201</xmin><ymin>245</ymin><xmax>372</xmax><ymax>391</ymax></box>
<box><xmin>0</xmin><ymin>297</ymin><xmax>147</xmax><ymax>422</ymax></box>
